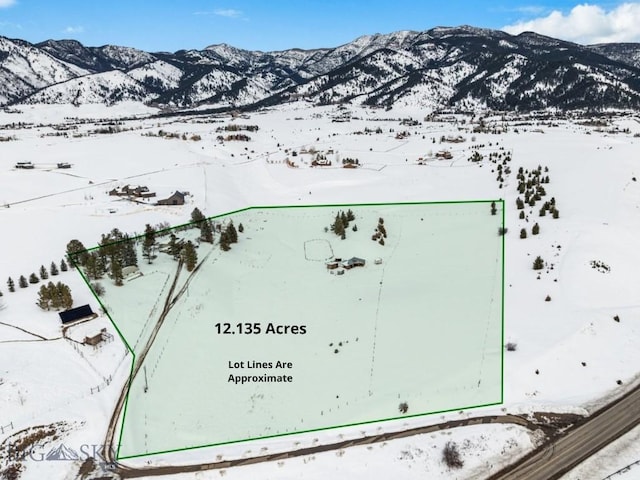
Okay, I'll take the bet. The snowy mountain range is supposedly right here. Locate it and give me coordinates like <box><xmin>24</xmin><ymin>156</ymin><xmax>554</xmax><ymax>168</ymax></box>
<box><xmin>2</xmin><ymin>25</ymin><xmax>640</xmax><ymax>111</ymax></box>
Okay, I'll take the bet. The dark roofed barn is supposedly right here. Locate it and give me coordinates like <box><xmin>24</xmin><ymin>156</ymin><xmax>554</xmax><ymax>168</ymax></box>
<box><xmin>157</xmin><ymin>191</ymin><xmax>186</xmax><ymax>206</ymax></box>
<box><xmin>59</xmin><ymin>304</ymin><xmax>95</xmax><ymax>324</ymax></box>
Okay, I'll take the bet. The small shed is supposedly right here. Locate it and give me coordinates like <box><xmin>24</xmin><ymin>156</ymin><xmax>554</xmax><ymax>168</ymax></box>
<box><xmin>122</xmin><ymin>265</ymin><xmax>140</xmax><ymax>277</ymax></box>
<box><xmin>59</xmin><ymin>304</ymin><xmax>95</xmax><ymax>324</ymax></box>
<box><xmin>84</xmin><ymin>328</ymin><xmax>107</xmax><ymax>346</ymax></box>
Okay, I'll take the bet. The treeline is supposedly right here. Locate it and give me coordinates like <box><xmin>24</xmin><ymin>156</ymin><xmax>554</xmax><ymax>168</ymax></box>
<box><xmin>65</xmin><ymin>207</ymin><xmax>245</xmax><ymax>289</ymax></box>
<box><xmin>216</xmin><ymin>124</ymin><xmax>259</xmax><ymax>132</ymax></box>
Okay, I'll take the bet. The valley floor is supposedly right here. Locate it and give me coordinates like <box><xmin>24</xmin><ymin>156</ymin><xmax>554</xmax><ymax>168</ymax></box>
<box><xmin>1</xmin><ymin>102</ymin><xmax>639</xmax><ymax>479</ymax></box>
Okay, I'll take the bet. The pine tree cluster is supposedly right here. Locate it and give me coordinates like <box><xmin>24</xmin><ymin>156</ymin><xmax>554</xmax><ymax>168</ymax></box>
<box><xmin>219</xmin><ymin>221</ymin><xmax>238</xmax><ymax>251</ymax></box>
<box><xmin>516</xmin><ymin>164</ymin><xmax>560</xmax><ymax>241</ymax></box>
<box><xmin>37</xmin><ymin>282</ymin><xmax>73</xmax><ymax>311</ymax></box>
<box><xmin>371</xmin><ymin>217</ymin><xmax>387</xmax><ymax>245</ymax></box>
<box><xmin>182</xmin><ymin>241</ymin><xmax>198</xmax><ymax>271</ymax></box>
<box><xmin>330</xmin><ymin>210</ymin><xmax>355</xmax><ymax>240</ymax></box>
<box><xmin>191</xmin><ymin>208</ymin><xmax>214</xmax><ymax>244</ymax></box>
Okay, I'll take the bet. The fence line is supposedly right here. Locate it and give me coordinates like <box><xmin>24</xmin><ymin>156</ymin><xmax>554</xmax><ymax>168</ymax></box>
<box><xmin>0</xmin><ymin>422</ymin><xmax>14</xmax><ymax>435</ymax></box>
<box><xmin>602</xmin><ymin>459</ymin><xmax>640</xmax><ymax>480</ymax></box>
<box><xmin>90</xmin><ymin>375</ymin><xmax>112</xmax><ymax>395</ymax></box>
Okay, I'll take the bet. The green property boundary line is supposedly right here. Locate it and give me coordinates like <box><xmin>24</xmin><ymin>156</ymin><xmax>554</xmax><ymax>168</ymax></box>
<box><xmin>68</xmin><ymin>199</ymin><xmax>506</xmax><ymax>461</ymax></box>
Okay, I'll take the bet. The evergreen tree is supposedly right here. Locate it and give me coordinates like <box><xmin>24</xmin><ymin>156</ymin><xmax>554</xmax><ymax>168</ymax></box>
<box><xmin>50</xmin><ymin>261</ymin><xmax>59</xmax><ymax>276</ymax></box>
<box><xmin>532</xmin><ymin>223</ymin><xmax>540</xmax><ymax>235</ymax></box>
<box><xmin>491</xmin><ymin>201</ymin><xmax>497</xmax><ymax>215</ymax></box>
<box><xmin>191</xmin><ymin>207</ymin><xmax>205</xmax><ymax>224</ymax></box>
<box><xmin>37</xmin><ymin>284</ymin><xmax>51</xmax><ymax>310</ymax></box>
<box><xmin>99</xmin><ymin>228</ymin><xmax>126</xmax><ymax>266</ymax></box>
<box><xmin>552</xmin><ymin>209</ymin><xmax>559</xmax><ymax>219</ymax></box>
<box><xmin>60</xmin><ymin>259</ymin><xmax>68</xmax><ymax>272</ymax></box>
<box><xmin>110</xmin><ymin>258</ymin><xmax>124</xmax><ymax>286</ymax></box>
<box><xmin>85</xmin><ymin>252</ymin><xmax>103</xmax><ymax>280</ymax></box>
<box><xmin>220</xmin><ymin>231</ymin><xmax>231</xmax><ymax>251</ymax></box>
<box><xmin>352</xmin><ymin>224</ymin><xmax>358</xmax><ymax>232</ymax></box>
<box><xmin>200</xmin><ymin>219</ymin><xmax>214</xmax><ymax>244</ymax></box>
<box><xmin>39</xmin><ymin>265</ymin><xmax>48</xmax><ymax>280</ymax></box>
<box><xmin>182</xmin><ymin>241</ymin><xmax>198</xmax><ymax>271</ymax></box>
<box><xmin>520</xmin><ymin>228</ymin><xmax>527</xmax><ymax>239</ymax></box>
<box><xmin>226</xmin><ymin>221</ymin><xmax>238</xmax><ymax>244</ymax></box>
<box><xmin>533</xmin><ymin>256</ymin><xmax>544</xmax><ymax>270</ymax></box>
<box><xmin>516</xmin><ymin>197</ymin><xmax>524</xmax><ymax>210</ymax></box>
<box><xmin>238</xmin><ymin>223</ymin><xmax>244</xmax><ymax>233</ymax></box>
<box><xmin>377</xmin><ymin>223</ymin><xmax>387</xmax><ymax>238</ymax></box>
<box><xmin>66</xmin><ymin>239</ymin><xmax>89</xmax><ymax>267</ymax></box>
<box><xmin>346</xmin><ymin>209</ymin><xmax>355</xmax><ymax>222</ymax></box>
<box><xmin>28</xmin><ymin>273</ymin><xmax>39</xmax><ymax>284</ymax></box>
<box><xmin>122</xmin><ymin>235</ymin><xmax>138</xmax><ymax>267</ymax></box>
<box><xmin>331</xmin><ymin>214</ymin><xmax>345</xmax><ymax>238</ymax></box>
<box><xmin>7</xmin><ymin>277</ymin><xmax>15</xmax><ymax>293</ymax></box>
<box><xmin>19</xmin><ymin>275</ymin><xmax>28</xmax><ymax>288</ymax></box>
<box><xmin>56</xmin><ymin>282</ymin><xmax>73</xmax><ymax>309</ymax></box>
<box><xmin>340</xmin><ymin>211</ymin><xmax>349</xmax><ymax>229</ymax></box>
<box><xmin>142</xmin><ymin>224</ymin><xmax>157</xmax><ymax>264</ymax></box>
<box><xmin>519</xmin><ymin>211</ymin><xmax>525</xmax><ymax>220</ymax></box>
<box><xmin>167</xmin><ymin>234</ymin><xmax>181</xmax><ymax>260</ymax></box>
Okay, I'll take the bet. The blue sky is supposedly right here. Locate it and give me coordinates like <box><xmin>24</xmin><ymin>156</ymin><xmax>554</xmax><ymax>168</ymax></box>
<box><xmin>1</xmin><ymin>1</ymin><xmax>639</xmax><ymax>51</ymax></box>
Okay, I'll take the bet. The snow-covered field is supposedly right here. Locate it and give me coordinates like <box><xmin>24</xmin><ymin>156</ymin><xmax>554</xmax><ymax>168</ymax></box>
<box><xmin>1</xmin><ymin>102</ymin><xmax>640</xmax><ymax>479</ymax></box>
<box><xmin>108</xmin><ymin>202</ymin><xmax>503</xmax><ymax>458</ymax></box>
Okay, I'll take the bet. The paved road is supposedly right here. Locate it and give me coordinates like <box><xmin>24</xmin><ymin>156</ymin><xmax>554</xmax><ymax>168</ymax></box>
<box><xmin>490</xmin><ymin>386</ymin><xmax>640</xmax><ymax>480</ymax></box>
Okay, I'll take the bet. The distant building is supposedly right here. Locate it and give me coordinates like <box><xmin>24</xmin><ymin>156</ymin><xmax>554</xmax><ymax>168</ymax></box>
<box><xmin>435</xmin><ymin>150</ymin><xmax>453</xmax><ymax>160</ymax></box>
<box><xmin>15</xmin><ymin>161</ymin><xmax>34</xmax><ymax>169</ymax></box>
<box><xmin>157</xmin><ymin>191</ymin><xmax>186</xmax><ymax>206</ymax></box>
<box><xmin>59</xmin><ymin>304</ymin><xmax>96</xmax><ymax>324</ymax></box>
<box><xmin>109</xmin><ymin>185</ymin><xmax>156</xmax><ymax>198</ymax></box>
<box><xmin>57</xmin><ymin>162</ymin><xmax>71</xmax><ymax>169</ymax></box>
<box><xmin>312</xmin><ymin>158</ymin><xmax>331</xmax><ymax>166</ymax></box>
<box><xmin>342</xmin><ymin>257</ymin><xmax>366</xmax><ymax>269</ymax></box>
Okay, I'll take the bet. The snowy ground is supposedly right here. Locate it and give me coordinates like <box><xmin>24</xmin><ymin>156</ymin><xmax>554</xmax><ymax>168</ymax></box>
<box><xmin>1</xmin><ymin>102</ymin><xmax>640</xmax><ymax>479</ymax></box>
<box><xmin>108</xmin><ymin>203</ymin><xmax>503</xmax><ymax>458</ymax></box>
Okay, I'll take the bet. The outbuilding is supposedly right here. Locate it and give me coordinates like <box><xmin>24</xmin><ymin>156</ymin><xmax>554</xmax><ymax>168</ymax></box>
<box><xmin>59</xmin><ymin>304</ymin><xmax>96</xmax><ymax>325</ymax></box>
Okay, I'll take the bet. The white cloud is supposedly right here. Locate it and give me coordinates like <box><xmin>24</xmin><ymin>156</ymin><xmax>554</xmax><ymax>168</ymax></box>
<box><xmin>194</xmin><ymin>8</ymin><xmax>243</xmax><ymax>18</ymax></box>
<box><xmin>0</xmin><ymin>0</ymin><xmax>16</xmax><ymax>8</ymax></box>
<box><xmin>63</xmin><ymin>26</ymin><xmax>85</xmax><ymax>34</ymax></box>
<box><xmin>502</xmin><ymin>3</ymin><xmax>640</xmax><ymax>44</ymax></box>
